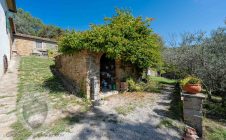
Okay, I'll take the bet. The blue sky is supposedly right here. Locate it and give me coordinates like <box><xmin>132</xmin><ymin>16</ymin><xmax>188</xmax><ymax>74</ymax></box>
<box><xmin>16</xmin><ymin>0</ymin><xmax>226</xmax><ymax>43</ymax></box>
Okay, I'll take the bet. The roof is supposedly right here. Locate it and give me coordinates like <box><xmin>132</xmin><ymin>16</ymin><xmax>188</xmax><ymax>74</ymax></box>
<box><xmin>6</xmin><ymin>0</ymin><xmax>17</xmax><ymax>12</ymax></box>
<box><xmin>14</xmin><ymin>33</ymin><xmax>58</xmax><ymax>43</ymax></box>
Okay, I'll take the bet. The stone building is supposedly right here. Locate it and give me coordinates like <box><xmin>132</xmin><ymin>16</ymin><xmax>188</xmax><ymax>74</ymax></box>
<box><xmin>0</xmin><ymin>0</ymin><xmax>17</xmax><ymax>77</ymax></box>
<box><xmin>55</xmin><ymin>50</ymin><xmax>137</xmax><ymax>100</ymax></box>
<box><xmin>13</xmin><ymin>33</ymin><xmax>58</xmax><ymax>56</ymax></box>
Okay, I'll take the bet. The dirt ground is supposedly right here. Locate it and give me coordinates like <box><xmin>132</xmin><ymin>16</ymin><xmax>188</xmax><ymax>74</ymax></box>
<box><xmin>32</xmin><ymin>86</ymin><xmax>185</xmax><ymax>140</ymax></box>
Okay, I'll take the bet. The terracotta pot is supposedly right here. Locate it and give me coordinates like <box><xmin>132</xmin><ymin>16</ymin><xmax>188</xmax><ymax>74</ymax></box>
<box><xmin>183</xmin><ymin>84</ymin><xmax>202</xmax><ymax>94</ymax></box>
<box><xmin>120</xmin><ymin>82</ymin><xmax>128</xmax><ymax>92</ymax></box>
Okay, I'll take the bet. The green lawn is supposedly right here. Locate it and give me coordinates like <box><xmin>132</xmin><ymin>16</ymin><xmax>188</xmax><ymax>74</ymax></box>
<box><xmin>149</xmin><ymin>76</ymin><xmax>177</xmax><ymax>85</ymax></box>
<box><xmin>12</xmin><ymin>56</ymin><xmax>91</xmax><ymax>140</ymax></box>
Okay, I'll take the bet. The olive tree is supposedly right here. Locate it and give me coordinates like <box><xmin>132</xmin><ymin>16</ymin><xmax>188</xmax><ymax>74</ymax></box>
<box><xmin>163</xmin><ymin>25</ymin><xmax>226</xmax><ymax>106</ymax></box>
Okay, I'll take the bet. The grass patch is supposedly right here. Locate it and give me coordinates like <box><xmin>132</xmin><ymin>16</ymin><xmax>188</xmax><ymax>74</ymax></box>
<box><xmin>13</xmin><ymin>56</ymin><xmax>91</xmax><ymax>139</ymax></box>
<box><xmin>17</xmin><ymin>56</ymin><xmax>84</xmax><ymax>110</ymax></box>
<box><xmin>157</xmin><ymin>118</ymin><xmax>174</xmax><ymax>128</ymax></box>
<box><xmin>11</xmin><ymin>121</ymin><xmax>32</xmax><ymax>140</ymax></box>
<box><xmin>149</xmin><ymin>76</ymin><xmax>177</xmax><ymax>85</ymax></box>
<box><xmin>204</xmin><ymin>118</ymin><xmax>226</xmax><ymax>140</ymax></box>
<box><xmin>157</xmin><ymin>118</ymin><xmax>185</xmax><ymax>133</ymax></box>
<box><xmin>115</xmin><ymin>103</ymin><xmax>136</xmax><ymax>116</ymax></box>
<box><xmin>44</xmin><ymin>119</ymin><xmax>70</xmax><ymax>136</ymax></box>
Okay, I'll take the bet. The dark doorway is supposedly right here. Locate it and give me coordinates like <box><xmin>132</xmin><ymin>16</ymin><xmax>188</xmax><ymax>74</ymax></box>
<box><xmin>100</xmin><ymin>54</ymin><xmax>116</xmax><ymax>92</ymax></box>
<box><xmin>3</xmin><ymin>55</ymin><xmax>8</xmax><ymax>73</ymax></box>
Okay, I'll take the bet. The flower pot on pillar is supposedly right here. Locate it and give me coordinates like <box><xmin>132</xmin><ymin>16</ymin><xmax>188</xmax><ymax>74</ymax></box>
<box><xmin>180</xmin><ymin>76</ymin><xmax>202</xmax><ymax>94</ymax></box>
<box><xmin>183</xmin><ymin>84</ymin><xmax>202</xmax><ymax>94</ymax></box>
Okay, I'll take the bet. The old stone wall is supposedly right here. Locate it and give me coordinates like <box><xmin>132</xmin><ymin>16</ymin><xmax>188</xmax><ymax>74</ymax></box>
<box><xmin>55</xmin><ymin>50</ymin><xmax>138</xmax><ymax>99</ymax></box>
<box><xmin>13</xmin><ymin>37</ymin><xmax>35</xmax><ymax>56</ymax></box>
<box><xmin>55</xmin><ymin>51</ymin><xmax>88</xmax><ymax>97</ymax></box>
<box><xmin>13</xmin><ymin>36</ymin><xmax>58</xmax><ymax>56</ymax></box>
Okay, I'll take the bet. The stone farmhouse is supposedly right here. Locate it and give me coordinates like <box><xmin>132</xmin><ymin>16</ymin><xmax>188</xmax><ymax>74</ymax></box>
<box><xmin>13</xmin><ymin>33</ymin><xmax>57</xmax><ymax>56</ymax></box>
<box><xmin>0</xmin><ymin>0</ymin><xmax>17</xmax><ymax>77</ymax></box>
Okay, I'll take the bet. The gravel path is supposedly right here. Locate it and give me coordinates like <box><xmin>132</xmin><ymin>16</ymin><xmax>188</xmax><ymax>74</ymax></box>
<box><xmin>32</xmin><ymin>86</ymin><xmax>184</xmax><ymax>140</ymax></box>
<box><xmin>0</xmin><ymin>56</ymin><xmax>20</xmax><ymax>140</ymax></box>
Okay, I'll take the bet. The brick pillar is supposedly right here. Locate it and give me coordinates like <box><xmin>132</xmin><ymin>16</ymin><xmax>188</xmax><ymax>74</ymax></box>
<box><xmin>182</xmin><ymin>93</ymin><xmax>205</xmax><ymax>137</ymax></box>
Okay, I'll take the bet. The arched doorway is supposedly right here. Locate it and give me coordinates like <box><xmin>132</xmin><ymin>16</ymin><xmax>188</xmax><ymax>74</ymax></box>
<box><xmin>100</xmin><ymin>54</ymin><xmax>116</xmax><ymax>92</ymax></box>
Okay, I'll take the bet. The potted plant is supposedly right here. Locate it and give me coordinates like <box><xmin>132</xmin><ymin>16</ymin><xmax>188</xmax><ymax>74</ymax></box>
<box><xmin>180</xmin><ymin>76</ymin><xmax>202</xmax><ymax>94</ymax></box>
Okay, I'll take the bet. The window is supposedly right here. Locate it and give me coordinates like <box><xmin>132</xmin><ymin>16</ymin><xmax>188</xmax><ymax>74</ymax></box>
<box><xmin>36</xmin><ymin>41</ymin><xmax>42</xmax><ymax>49</ymax></box>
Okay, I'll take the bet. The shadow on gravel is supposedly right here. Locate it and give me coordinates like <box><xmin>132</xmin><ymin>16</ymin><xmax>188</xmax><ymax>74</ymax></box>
<box><xmin>64</xmin><ymin>106</ymin><xmax>181</xmax><ymax>140</ymax></box>
<box><xmin>154</xmin><ymin>83</ymin><xmax>183</xmax><ymax>121</ymax></box>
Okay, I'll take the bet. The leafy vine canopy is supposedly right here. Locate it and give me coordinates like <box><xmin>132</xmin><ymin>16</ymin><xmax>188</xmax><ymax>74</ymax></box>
<box><xmin>59</xmin><ymin>9</ymin><xmax>163</xmax><ymax>69</ymax></box>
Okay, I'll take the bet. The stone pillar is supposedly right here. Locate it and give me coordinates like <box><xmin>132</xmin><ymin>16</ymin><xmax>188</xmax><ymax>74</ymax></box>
<box><xmin>182</xmin><ymin>93</ymin><xmax>205</xmax><ymax>137</ymax></box>
<box><xmin>90</xmin><ymin>77</ymin><xmax>99</xmax><ymax>101</ymax></box>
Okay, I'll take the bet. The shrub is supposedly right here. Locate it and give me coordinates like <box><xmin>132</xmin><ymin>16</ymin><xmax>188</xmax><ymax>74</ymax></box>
<box><xmin>126</xmin><ymin>77</ymin><xmax>159</xmax><ymax>93</ymax></box>
<box><xmin>126</xmin><ymin>78</ymin><xmax>143</xmax><ymax>92</ymax></box>
<box><xmin>48</xmin><ymin>49</ymin><xmax>58</xmax><ymax>58</ymax></box>
<box><xmin>142</xmin><ymin>77</ymin><xmax>159</xmax><ymax>92</ymax></box>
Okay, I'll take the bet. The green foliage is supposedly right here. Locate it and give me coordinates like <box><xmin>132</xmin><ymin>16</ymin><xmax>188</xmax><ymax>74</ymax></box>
<box><xmin>180</xmin><ymin>76</ymin><xmax>201</xmax><ymax>87</ymax></box>
<box><xmin>142</xmin><ymin>77</ymin><xmax>160</xmax><ymax>92</ymax></box>
<box><xmin>14</xmin><ymin>8</ymin><xmax>65</xmax><ymax>39</ymax></box>
<box><xmin>126</xmin><ymin>77</ymin><xmax>160</xmax><ymax>93</ymax></box>
<box><xmin>149</xmin><ymin>76</ymin><xmax>177</xmax><ymax>85</ymax></box>
<box><xmin>157</xmin><ymin>119</ymin><xmax>174</xmax><ymax>128</ymax></box>
<box><xmin>47</xmin><ymin>49</ymin><xmax>58</xmax><ymax>58</ymax></box>
<box><xmin>126</xmin><ymin>78</ymin><xmax>143</xmax><ymax>92</ymax></box>
<box><xmin>59</xmin><ymin>9</ymin><xmax>163</xmax><ymax>69</ymax></box>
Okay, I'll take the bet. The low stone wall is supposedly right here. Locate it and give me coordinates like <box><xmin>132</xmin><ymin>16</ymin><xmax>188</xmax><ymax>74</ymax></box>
<box><xmin>14</xmin><ymin>37</ymin><xmax>34</xmax><ymax>56</ymax></box>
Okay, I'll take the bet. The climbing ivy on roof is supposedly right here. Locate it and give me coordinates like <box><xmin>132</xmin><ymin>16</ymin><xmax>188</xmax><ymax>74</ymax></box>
<box><xmin>59</xmin><ymin>9</ymin><xmax>163</xmax><ymax>69</ymax></box>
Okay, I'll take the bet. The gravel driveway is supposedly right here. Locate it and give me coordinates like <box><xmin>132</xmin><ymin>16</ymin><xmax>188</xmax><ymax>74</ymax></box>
<box><xmin>32</xmin><ymin>85</ymin><xmax>184</xmax><ymax>140</ymax></box>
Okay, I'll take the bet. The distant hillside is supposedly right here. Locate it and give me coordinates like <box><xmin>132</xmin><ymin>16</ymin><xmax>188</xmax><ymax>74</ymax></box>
<box><xmin>13</xmin><ymin>8</ymin><xmax>65</xmax><ymax>39</ymax></box>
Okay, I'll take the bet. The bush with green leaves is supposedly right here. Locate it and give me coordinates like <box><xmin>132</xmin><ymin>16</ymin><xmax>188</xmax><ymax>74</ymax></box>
<box><xmin>126</xmin><ymin>77</ymin><xmax>159</xmax><ymax>93</ymax></box>
<box><xmin>126</xmin><ymin>78</ymin><xmax>143</xmax><ymax>92</ymax></box>
<box><xmin>59</xmin><ymin>9</ymin><xmax>163</xmax><ymax>69</ymax></box>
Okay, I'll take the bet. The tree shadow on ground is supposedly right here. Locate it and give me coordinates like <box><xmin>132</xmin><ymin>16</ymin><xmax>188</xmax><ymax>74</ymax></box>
<box><xmin>62</xmin><ymin>106</ymin><xmax>181</xmax><ymax>140</ymax></box>
<box><xmin>43</xmin><ymin>76</ymin><xmax>66</xmax><ymax>93</ymax></box>
<box><xmin>42</xmin><ymin>65</ymin><xmax>76</xmax><ymax>96</ymax></box>
<box><xmin>154</xmin><ymin>83</ymin><xmax>183</xmax><ymax>121</ymax></box>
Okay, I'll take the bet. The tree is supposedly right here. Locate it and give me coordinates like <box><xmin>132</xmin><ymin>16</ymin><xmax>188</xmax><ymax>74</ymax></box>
<box><xmin>163</xmin><ymin>24</ymin><xmax>226</xmax><ymax>106</ymax></box>
<box><xmin>14</xmin><ymin>8</ymin><xmax>64</xmax><ymax>39</ymax></box>
<box><xmin>59</xmin><ymin>9</ymin><xmax>163</xmax><ymax>70</ymax></box>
